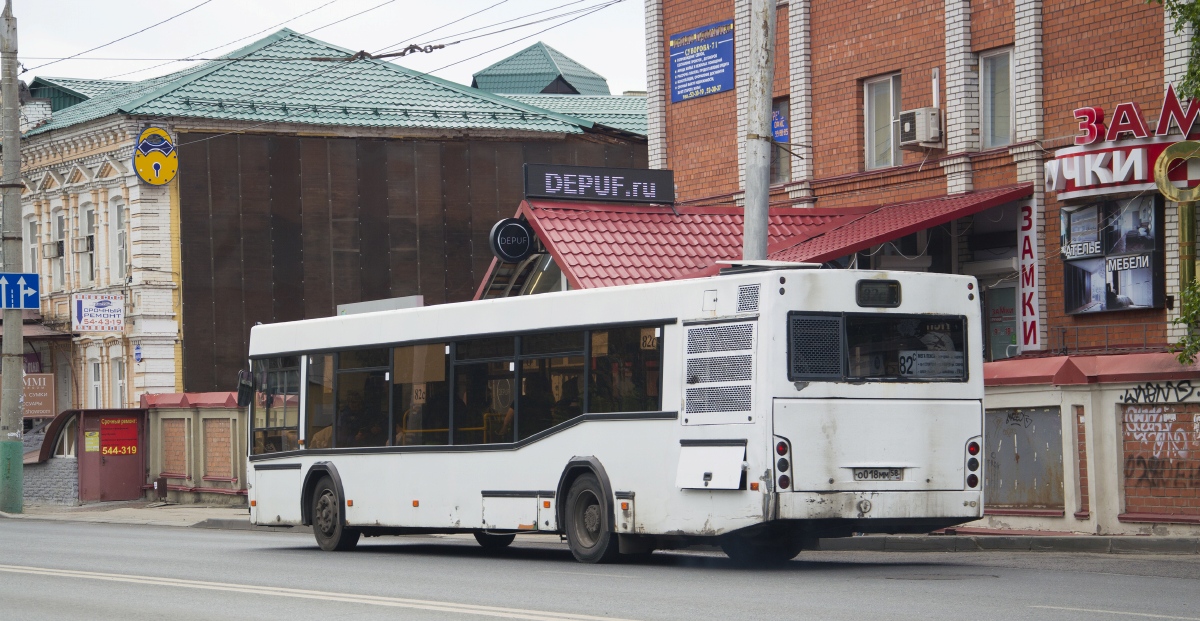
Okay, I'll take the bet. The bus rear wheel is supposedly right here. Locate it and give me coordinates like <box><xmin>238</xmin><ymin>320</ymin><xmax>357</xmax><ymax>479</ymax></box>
<box><xmin>720</xmin><ymin>530</ymin><xmax>802</xmax><ymax>565</ymax></box>
<box><xmin>312</xmin><ymin>476</ymin><xmax>360</xmax><ymax>551</ymax></box>
<box><xmin>474</xmin><ymin>532</ymin><xmax>516</xmax><ymax>549</ymax></box>
<box><xmin>564</xmin><ymin>473</ymin><xmax>620</xmax><ymax>564</ymax></box>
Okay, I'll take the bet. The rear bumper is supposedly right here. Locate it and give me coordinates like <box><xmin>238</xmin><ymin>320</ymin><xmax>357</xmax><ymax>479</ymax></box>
<box><xmin>777</xmin><ymin>490</ymin><xmax>982</xmax><ymax>522</ymax></box>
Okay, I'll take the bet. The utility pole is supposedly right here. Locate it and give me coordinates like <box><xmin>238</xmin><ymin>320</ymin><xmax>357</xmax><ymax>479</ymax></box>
<box><xmin>0</xmin><ymin>0</ymin><xmax>22</xmax><ymax>514</ymax></box>
<box><xmin>742</xmin><ymin>0</ymin><xmax>776</xmax><ymax>261</ymax></box>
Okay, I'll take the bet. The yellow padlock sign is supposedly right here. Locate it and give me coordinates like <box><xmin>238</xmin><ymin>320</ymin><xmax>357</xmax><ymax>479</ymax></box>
<box><xmin>1153</xmin><ymin>140</ymin><xmax>1200</xmax><ymax>286</ymax></box>
<box><xmin>132</xmin><ymin>127</ymin><xmax>179</xmax><ymax>186</ymax></box>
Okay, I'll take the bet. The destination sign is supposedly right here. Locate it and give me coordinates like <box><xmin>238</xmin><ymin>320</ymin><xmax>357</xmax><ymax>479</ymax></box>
<box><xmin>524</xmin><ymin>164</ymin><xmax>675</xmax><ymax>204</ymax></box>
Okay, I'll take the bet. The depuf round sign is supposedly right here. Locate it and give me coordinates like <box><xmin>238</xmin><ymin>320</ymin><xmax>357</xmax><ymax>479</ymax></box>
<box><xmin>489</xmin><ymin>218</ymin><xmax>537</xmax><ymax>263</ymax></box>
<box><xmin>133</xmin><ymin>127</ymin><xmax>179</xmax><ymax>185</ymax></box>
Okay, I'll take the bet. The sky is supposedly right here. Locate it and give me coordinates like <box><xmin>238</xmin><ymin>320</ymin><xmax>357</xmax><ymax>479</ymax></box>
<box><xmin>16</xmin><ymin>0</ymin><xmax>648</xmax><ymax>94</ymax></box>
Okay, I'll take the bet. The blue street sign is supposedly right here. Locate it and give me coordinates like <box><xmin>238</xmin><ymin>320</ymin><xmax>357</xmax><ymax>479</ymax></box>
<box><xmin>134</xmin><ymin>343</ymin><xmax>143</xmax><ymax>363</ymax></box>
<box><xmin>0</xmin><ymin>273</ymin><xmax>39</xmax><ymax>310</ymax></box>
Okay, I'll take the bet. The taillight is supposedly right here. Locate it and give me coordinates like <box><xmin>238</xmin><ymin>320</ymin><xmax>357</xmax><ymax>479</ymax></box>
<box><xmin>776</xmin><ymin>441</ymin><xmax>788</xmax><ymax>456</ymax></box>
<box><xmin>777</xmin><ymin>458</ymin><xmax>790</xmax><ymax>472</ymax></box>
<box><xmin>967</xmin><ymin>474</ymin><xmax>979</xmax><ymax>488</ymax></box>
<box><xmin>968</xmin><ymin>441</ymin><xmax>980</xmax><ymax>456</ymax></box>
<box><xmin>778</xmin><ymin>474</ymin><xmax>791</xmax><ymax>489</ymax></box>
<box><xmin>967</xmin><ymin>457</ymin><xmax>979</xmax><ymax>472</ymax></box>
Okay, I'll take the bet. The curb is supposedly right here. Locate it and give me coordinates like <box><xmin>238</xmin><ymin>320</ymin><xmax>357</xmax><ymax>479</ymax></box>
<box><xmin>818</xmin><ymin>536</ymin><xmax>1200</xmax><ymax>555</ymax></box>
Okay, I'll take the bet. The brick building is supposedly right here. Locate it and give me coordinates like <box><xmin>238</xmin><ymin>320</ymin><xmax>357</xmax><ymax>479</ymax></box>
<box><xmin>631</xmin><ymin>0</ymin><xmax>1199</xmax><ymax>534</ymax></box>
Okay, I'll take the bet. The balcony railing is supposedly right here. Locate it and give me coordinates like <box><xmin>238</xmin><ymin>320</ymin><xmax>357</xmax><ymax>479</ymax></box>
<box><xmin>1049</xmin><ymin>322</ymin><xmax>1168</xmax><ymax>356</ymax></box>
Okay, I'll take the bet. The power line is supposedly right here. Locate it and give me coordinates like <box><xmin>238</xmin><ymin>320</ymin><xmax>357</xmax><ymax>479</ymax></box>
<box><xmin>374</xmin><ymin>0</ymin><xmax>584</xmax><ymax>55</ymax></box>
<box><xmin>303</xmin><ymin>0</ymin><xmax>397</xmax><ymax>35</ymax></box>
<box><xmin>101</xmin><ymin>0</ymin><xmax>346</xmax><ymax>80</ymax></box>
<box><xmin>372</xmin><ymin>0</ymin><xmax>511</xmax><ymax>55</ymax></box>
<box><xmin>21</xmin><ymin>0</ymin><xmax>217</xmax><ymax>74</ymax></box>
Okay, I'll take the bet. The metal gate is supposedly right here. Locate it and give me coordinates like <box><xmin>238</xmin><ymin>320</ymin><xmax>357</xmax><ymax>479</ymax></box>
<box><xmin>984</xmin><ymin>407</ymin><xmax>1064</xmax><ymax>510</ymax></box>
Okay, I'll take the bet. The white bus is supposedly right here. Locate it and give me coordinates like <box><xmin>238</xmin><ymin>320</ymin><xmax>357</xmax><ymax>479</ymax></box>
<box><xmin>247</xmin><ymin>263</ymin><xmax>984</xmax><ymax>563</ymax></box>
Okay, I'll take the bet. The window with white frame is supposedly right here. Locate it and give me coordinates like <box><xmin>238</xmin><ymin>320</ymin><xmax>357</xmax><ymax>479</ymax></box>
<box><xmin>55</xmin><ymin>417</ymin><xmax>77</xmax><ymax>457</ymax></box>
<box><xmin>25</xmin><ymin>219</ymin><xmax>38</xmax><ymax>274</ymax></box>
<box><xmin>111</xmin><ymin>197</ymin><xmax>128</xmax><ymax>282</ymax></box>
<box><xmin>90</xmin><ymin>360</ymin><xmax>102</xmax><ymax>408</ymax></box>
<box><xmin>111</xmin><ymin>358</ymin><xmax>126</xmax><ymax>407</ymax></box>
<box><xmin>81</xmin><ymin>206</ymin><xmax>96</xmax><ymax>285</ymax></box>
<box><xmin>981</xmin><ymin>48</ymin><xmax>1013</xmax><ymax>148</ymax></box>
<box><xmin>865</xmin><ymin>74</ymin><xmax>902</xmax><ymax>169</ymax></box>
<box><xmin>51</xmin><ymin>211</ymin><xmax>65</xmax><ymax>291</ymax></box>
<box><xmin>770</xmin><ymin>97</ymin><xmax>792</xmax><ymax>185</ymax></box>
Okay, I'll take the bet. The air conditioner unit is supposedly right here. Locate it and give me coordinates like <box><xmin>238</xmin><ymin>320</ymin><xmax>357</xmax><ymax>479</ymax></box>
<box><xmin>42</xmin><ymin>240</ymin><xmax>63</xmax><ymax>258</ymax></box>
<box><xmin>899</xmin><ymin>107</ymin><xmax>941</xmax><ymax>148</ymax></box>
<box><xmin>72</xmin><ymin>236</ymin><xmax>95</xmax><ymax>253</ymax></box>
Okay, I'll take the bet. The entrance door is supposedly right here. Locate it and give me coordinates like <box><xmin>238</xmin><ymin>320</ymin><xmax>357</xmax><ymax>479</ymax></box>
<box><xmin>78</xmin><ymin>412</ymin><xmax>146</xmax><ymax>501</ymax></box>
<box><xmin>983</xmin><ymin>285</ymin><xmax>1017</xmax><ymax>361</ymax></box>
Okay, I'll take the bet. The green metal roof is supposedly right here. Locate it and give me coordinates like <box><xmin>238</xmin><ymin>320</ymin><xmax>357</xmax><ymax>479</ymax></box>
<box><xmin>506</xmin><ymin>95</ymin><xmax>645</xmax><ymax>135</ymax></box>
<box><xmin>26</xmin><ymin>30</ymin><xmax>597</xmax><ymax>137</ymax></box>
<box><xmin>30</xmin><ymin>76</ymin><xmax>133</xmax><ymax>99</ymax></box>
<box><xmin>471</xmin><ymin>42</ymin><xmax>610</xmax><ymax>96</ymax></box>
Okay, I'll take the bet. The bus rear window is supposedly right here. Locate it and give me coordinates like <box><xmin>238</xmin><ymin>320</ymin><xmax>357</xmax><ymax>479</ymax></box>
<box><xmin>844</xmin><ymin>315</ymin><xmax>966</xmax><ymax>380</ymax></box>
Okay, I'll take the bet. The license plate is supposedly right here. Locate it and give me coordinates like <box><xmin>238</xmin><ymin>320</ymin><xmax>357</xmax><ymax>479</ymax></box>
<box><xmin>853</xmin><ymin>468</ymin><xmax>902</xmax><ymax>482</ymax></box>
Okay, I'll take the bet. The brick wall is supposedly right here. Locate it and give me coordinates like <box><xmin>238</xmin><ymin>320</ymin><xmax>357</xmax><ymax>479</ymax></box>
<box><xmin>972</xmin><ymin>0</ymin><xmax>1015</xmax><ymax>51</ymax></box>
<box><xmin>1122</xmin><ymin>403</ymin><xmax>1200</xmax><ymax>518</ymax></box>
<box><xmin>1075</xmin><ymin>405</ymin><xmax>1090</xmax><ymax>518</ymax></box>
<box><xmin>162</xmin><ymin>418</ymin><xmax>187</xmax><ymax>476</ymax></box>
<box><xmin>203</xmin><ymin>418</ymin><xmax>233</xmax><ymax>479</ymax></box>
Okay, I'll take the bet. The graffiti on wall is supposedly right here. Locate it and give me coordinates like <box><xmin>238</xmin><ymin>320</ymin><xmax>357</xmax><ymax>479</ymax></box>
<box><xmin>1122</xmin><ymin>404</ymin><xmax>1200</xmax><ymax>496</ymax></box>
<box><xmin>1119</xmin><ymin>380</ymin><xmax>1196</xmax><ymax>404</ymax></box>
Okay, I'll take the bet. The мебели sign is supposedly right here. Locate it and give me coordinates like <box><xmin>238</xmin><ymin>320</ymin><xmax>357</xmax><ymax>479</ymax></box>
<box><xmin>524</xmin><ymin>164</ymin><xmax>674</xmax><ymax>204</ymax></box>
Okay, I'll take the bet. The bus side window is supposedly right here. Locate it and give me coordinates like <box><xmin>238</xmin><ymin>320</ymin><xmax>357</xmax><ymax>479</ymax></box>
<box><xmin>251</xmin><ymin>356</ymin><xmax>300</xmax><ymax>455</ymax></box>
<box><xmin>393</xmin><ymin>343</ymin><xmax>450</xmax><ymax>446</ymax></box>
<box><xmin>306</xmin><ymin>355</ymin><xmax>334</xmax><ymax>449</ymax></box>
<box><xmin>518</xmin><ymin>331</ymin><xmax>584</xmax><ymax>440</ymax></box>
<box><xmin>335</xmin><ymin>348</ymin><xmax>390</xmax><ymax>448</ymax></box>
<box><xmin>589</xmin><ymin>326</ymin><xmax>663</xmax><ymax>413</ymax></box>
<box><xmin>453</xmin><ymin>337</ymin><xmax>516</xmax><ymax>445</ymax></box>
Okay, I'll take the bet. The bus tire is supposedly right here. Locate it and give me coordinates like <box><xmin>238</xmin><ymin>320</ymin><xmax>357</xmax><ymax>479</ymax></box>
<box><xmin>474</xmin><ymin>532</ymin><xmax>516</xmax><ymax>549</ymax></box>
<box><xmin>565</xmin><ymin>473</ymin><xmax>620</xmax><ymax>564</ymax></box>
<box><xmin>720</xmin><ymin>531</ymin><xmax>802</xmax><ymax>565</ymax></box>
<box><xmin>312</xmin><ymin>476</ymin><xmax>360</xmax><ymax>552</ymax></box>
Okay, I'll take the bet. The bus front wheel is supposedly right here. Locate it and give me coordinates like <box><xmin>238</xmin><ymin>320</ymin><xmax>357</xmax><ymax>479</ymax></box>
<box><xmin>564</xmin><ymin>473</ymin><xmax>620</xmax><ymax>564</ymax></box>
<box><xmin>312</xmin><ymin>476</ymin><xmax>360</xmax><ymax>552</ymax></box>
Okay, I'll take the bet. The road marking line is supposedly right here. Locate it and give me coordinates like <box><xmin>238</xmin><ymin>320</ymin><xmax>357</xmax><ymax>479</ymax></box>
<box><xmin>1030</xmin><ymin>606</ymin><xmax>1200</xmax><ymax>620</ymax></box>
<box><xmin>541</xmin><ymin>570</ymin><xmax>636</xmax><ymax>579</ymax></box>
<box><xmin>0</xmin><ymin>564</ymin><xmax>640</xmax><ymax>621</ymax></box>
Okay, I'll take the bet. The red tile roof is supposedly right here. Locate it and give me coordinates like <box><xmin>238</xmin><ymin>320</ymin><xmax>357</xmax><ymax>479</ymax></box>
<box><xmin>984</xmin><ymin>352</ymin><xmax>1200</xmax><ymax>386</ymax></box>
<box><xmin>522</xmin><ymin>200</ymin><xmax>860</xmax><ymax>289</ymax></box>
<box><xmin>768</xmin><ymin>184</ymin><xmax>1033</xmax><ymax>263</ymax></box>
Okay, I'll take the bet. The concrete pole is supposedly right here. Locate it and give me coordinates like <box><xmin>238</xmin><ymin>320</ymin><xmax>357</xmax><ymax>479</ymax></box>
<box><xmin>742</xmin><ymin>0</ymin><xmax>776</xmax><ymax>261</ymax></box>
<box><xmin>0</xmin><ymin>0</ymin><xmax>21</xmax><ymax>513</ymax></box>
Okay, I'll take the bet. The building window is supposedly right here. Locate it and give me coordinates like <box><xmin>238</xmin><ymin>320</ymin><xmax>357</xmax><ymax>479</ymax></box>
<box><xmin>981</xmin><ymin>48</ymin><xmax>1013</xmax><ymax>148</ymax></box>
<box><xmin>90</xmin><ymin>361</ymin><xmax>102</xmax><ymax>408</ymax></box>
<box><xmin>80</xmin><ymin>206</ymin><xmax>96</xmax><ymax>285</ymax></box>
<box><xmin>111</xmin><ymin>197</ymin><xmax>127</xmax><ymax>282</ymax></box>
<box><xmin>56</xmin><ymin>417</ymin><xmax>77</xmax><ymax>457</ymax></box>
<box><xmin>51</xmin><ymin>211</ymin><xmax>65</xmax><ymax>291</ymax></box>
<box><xmin>26</xmin><ymin>219</ymin><xmax>38</xmax><ymax>274</ymax></box>
<box><xmin>111</xmin><ymin>358</ymin><xmax>126</xmax><ymax>407</ymax></box>
<box><xmin>770</xmin><ymin>98</ymin><xmax>791</xmax><ymax>185</ymax></box>
<box><xmin>864</xmin><ymin>74</ymin><xmax>902</xmax><ymax>169</ymax></box>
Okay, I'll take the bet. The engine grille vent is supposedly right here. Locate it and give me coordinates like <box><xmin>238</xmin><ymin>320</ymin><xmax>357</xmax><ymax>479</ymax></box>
<box><xmin>687</xmin><ymin>324</ymin><xmax>754</xmax><ymax>354</ymax></box>
<box><xmin>788</xmin><ymin>313</ymin><xmax>843</xmax><ymax>379</ymax></box>
<box><xmin>685</xmin><ymin>386</ymin><xmax>753</xmax><ymax>413</ymax></box>
<box><xmin>736</xmin><ymin>285</ymin><xmax>760</xmax><ymax>313</ymax></box>
<box><xmin>687</xmin><ymin>355</ymin><xmax>753</xmax><ymax>384</ymax></box>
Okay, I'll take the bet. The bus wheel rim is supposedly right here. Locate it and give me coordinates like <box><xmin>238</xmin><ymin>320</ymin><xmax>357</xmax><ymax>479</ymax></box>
<box><xmin>575</xmin><ymin>490</ymin><xmax>601</xmax><ymax>548</ymax></box>
<box><xmin>315</xmin><ymin>490</ymin><xmax>337</xmax><ymax>536</ymax></box>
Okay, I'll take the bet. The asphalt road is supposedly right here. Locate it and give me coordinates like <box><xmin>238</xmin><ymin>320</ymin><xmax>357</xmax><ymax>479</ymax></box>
<box><xmin>1</xmin><ymin>519</ymin><xmax>1198</xmax><ymax>621</ymax></box>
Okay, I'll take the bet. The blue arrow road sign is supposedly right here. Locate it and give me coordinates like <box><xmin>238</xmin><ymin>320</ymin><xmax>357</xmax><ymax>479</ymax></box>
<box><xmin>0</xmin><ymin>273</ymin><xmax>40</xmax><ymax>309</ymax></box>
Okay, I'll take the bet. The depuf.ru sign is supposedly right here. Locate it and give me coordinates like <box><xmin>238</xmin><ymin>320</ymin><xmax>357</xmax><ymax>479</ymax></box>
<box><xmin>72</xmin><ymin>293</ymin><xmax>124</xmax><ymax>332</ymax></box>
<box><xmin>1046</xmin><ymin>85</ymin><xmax>1200</xmax><ymax>199</ymax></box>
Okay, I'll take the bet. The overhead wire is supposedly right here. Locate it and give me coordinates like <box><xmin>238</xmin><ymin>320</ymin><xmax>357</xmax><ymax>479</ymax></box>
<box><xmin>21</xmin><ymin>0</ymin><xmax>218</xmax><ymax>74</ymax></box>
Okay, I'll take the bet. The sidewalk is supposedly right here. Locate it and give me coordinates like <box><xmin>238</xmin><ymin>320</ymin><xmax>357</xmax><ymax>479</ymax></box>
<box><xmin>3</xmin><ymin>503</ymin><xmax>1198</xmax><ymax>554</ymax></box>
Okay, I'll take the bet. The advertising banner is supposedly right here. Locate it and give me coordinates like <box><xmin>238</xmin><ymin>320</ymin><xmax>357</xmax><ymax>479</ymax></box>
<box><xmin>669</xmin><ymin>20</ymin><xmax>734</xmax><ymax>103</ymax></box>
<box><xmin>72</xmin><ymin>293</ymin><xmax>124</xmax><ymax>332</ymax></box>
<box><xmin>1061</xmin><ymin>195</ymin><xmax>1164</xmax><ymax>314</ymax></box>
<box><xmin>1018</xmin><ymin>198</ymin><xmax>1042</xmax><ymax>350</ymax></box>
<box><xmin>1</xmin><ymin>373</ymin><xmax>56</xmax><ymax>418</ymax></box>
<box><xmin>100</xmin><ymin>416</ymin><xmax>139</xmax><ymax>456</ymax></box>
